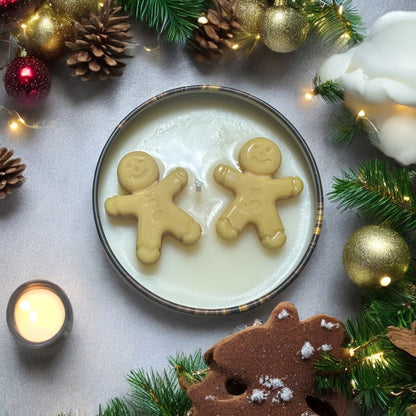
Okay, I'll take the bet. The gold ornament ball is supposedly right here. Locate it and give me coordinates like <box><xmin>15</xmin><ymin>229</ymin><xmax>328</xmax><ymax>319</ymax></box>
<box><xmin>47</xmin><ymin>0</ymin><xmax>98</xmax><ymax>20</ymax></box>
<box><xmin>16</xmin><ymin>3</ymin><xmax>76</xmax><ymax>61</ymax></box>
<box><xmin>260</xmin><ymin>2</ymin><xmax>310</xmax><ymax>53</ymax></box>
<box><xmin>235</xmin><ymin>0</ymin><xmax>268</xmax><ymax>34</ymax></box>
<box><xmin>343</xmin><ymin>225</ymin><xmax>411</xmax><ymax>288</ymax></box>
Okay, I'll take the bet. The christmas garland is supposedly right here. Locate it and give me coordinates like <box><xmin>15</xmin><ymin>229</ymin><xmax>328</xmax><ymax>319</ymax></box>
<box><xmin>3</xmin><ymin>1</ymin><xmax>416</xmax><ymax>416</ymax></box>
<box><xmin>0</xmin><ymin>0</ymin><xmax>363</xmax><ymax>111</ymax></box>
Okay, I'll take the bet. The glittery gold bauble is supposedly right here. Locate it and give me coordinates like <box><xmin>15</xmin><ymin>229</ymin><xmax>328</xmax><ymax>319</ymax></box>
<box><xmin>235</xmin><ymin>0</ymin><xmax>267</xmax><ymax>34</ymax></box>
<box><xmin>259</xmin><ymin>0</ymin><xmax>310</xmax><ymax>53</ymax></box>
<box><xmin>47</xmin><ymin>0</ymin><xmax>98</xmax><ymax>20</ymax></box>
<box><xmin>16</xmin><ymin>3</ymin><xmax>75</xmax><ymax>61</ymax></box>
<box><xmin>407</xmin><ymin>404</ymin><xmax>416</xmax><ymax>416</ymax></box>
<box><xmin>343</xmin><ymin>225</ymin><xmax>411</xmax><ymax>288</ymax></box>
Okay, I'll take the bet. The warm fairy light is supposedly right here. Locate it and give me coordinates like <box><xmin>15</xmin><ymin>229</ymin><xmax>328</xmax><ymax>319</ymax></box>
<box><xmin>1</xmin><ymin>106</ymin><xmax>40</xmax><ymax>131</ymax></box>
<box><xmin>357</xmin><ymin>109</ymin><xmax>366</xmax><ymax>118</ymax></box>
<box><xmin>349</xmin><ymin>348</ymin><xmax>355</xmax><ymax>357</ymax></box>
<box><xmin>231</xmin><ymin>43</ymin><xmax>240</xmax><ymax>50</ymax></box>
<box><xmin>404</xmin><ymin>195</ymin><xmax>410</xmax><ymax>202</ymax></box>
<box><xmin>9</xmin><ymin>120</ymin><xmax>19</xmax><ymax>131</ymax></box>
<box><xmin>379</xmin><ymin>276</ymin><xmax>392</xmax><ymax>287</ymax></box>
<box><xmin>198</xmin><ymin>15</ymin><xmax>209</xmax><ymax>25</ymax></box>
<box><xmin>305</xmin><ymin>91</ymin><xmax>314</xmax><ymax>101</ymax></box>
<box><xmin>338</xmin><ymin>4</ymin><xmax>344</xmax><ymax>15</ymax></box>
<box><xmin>340</xmin><ymin>32</ymin><xmax>351</xmax><ymax>39</ymax></box>
<box><xmin>365</xmin><ymin>352</ymin><xmax>387</xmax><ymax>368</ymax></box>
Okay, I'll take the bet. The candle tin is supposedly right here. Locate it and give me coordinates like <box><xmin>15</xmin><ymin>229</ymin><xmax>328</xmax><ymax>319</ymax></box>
<box><xmin>6</xmin><ymin>280</ymin><xmax>73</xmax><ymax>352</ymax></box>
<box><xmin>93</xmin><ymin>85</ymin><xmax>323</xmax><ymax>316</ymax></box>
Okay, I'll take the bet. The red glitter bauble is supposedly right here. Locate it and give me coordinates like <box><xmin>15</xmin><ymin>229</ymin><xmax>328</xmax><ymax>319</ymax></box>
<box><xmin>4</xmin><ymin>56</ymin><xmax>51</xmax><ymax>107</ymax></box>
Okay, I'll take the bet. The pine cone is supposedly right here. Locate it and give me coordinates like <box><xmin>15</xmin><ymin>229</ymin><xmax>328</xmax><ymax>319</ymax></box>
<box><xmin>65</xmin><ymin>0</ymin><xmax>133</xmax><ymax>81</ymax></box>
<box><xmin>189</xmin><ymin>0</ymin><xmax>242</xmax><ymax>63</ymax></box>
<box><xmin>0</xmin><ymin>147</ymin><xmax>26</xmax><ymax>199</ymax></box>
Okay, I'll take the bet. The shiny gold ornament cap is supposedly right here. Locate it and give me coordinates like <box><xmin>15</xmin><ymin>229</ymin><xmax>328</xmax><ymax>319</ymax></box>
<box><xmin>343</xmin><ymin>224</ymin><xmax>411</xmax><ymax>288</ymax></box>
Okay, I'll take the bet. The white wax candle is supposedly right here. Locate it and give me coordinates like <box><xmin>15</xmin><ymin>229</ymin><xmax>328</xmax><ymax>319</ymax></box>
<box><xmin>14</xmin><ymin>287</ymin><xmax>66</xmax><ymax>343</ymax></box>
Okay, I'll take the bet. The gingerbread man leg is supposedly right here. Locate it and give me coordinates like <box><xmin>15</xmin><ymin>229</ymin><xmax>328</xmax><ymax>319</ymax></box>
<box><xmin>136</xmin><ymin>220</ymin><xmax>163</xmax><ymax>265</ymax></box>
<box><xmin>165</xmin><ymin>207</ymin><xmax>201</xmax><ymax>245</ymax></box>
<box><xmin>256</xmin><ymin>212</ymin><xmax>287</xmax><ymax>249</ymax></box>
<box><xmin>216</xmin><ymin>206</ymin><xmax>248</xmax><ymax>240</ymax></box>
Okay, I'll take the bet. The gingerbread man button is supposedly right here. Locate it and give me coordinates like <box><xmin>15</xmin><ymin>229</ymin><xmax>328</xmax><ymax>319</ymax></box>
<box><xmin>105</xmin><ymin>151</ymin><xmax>202</xmax><ymax>265</ymax></box>
<box><xmin>214</xmin><ymin>137</ymin><xmax>303</xmax><ymax>249</ymax></box>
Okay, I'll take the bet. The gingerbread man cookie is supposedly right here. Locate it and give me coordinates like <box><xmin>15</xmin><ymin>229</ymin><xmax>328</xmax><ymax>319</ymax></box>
<box><xmin>105</xmin><ymin>151</ymin><xmax>202</xmax><ymax>265</ymax></box>
<box><xmin>187</xmin><ymin>302</ymin><xmax>348</xmax><ymax>416</ymax></box>
<box><xmin>214</xmin><ymin>137</ymin><xmax>303</xmax><ymax>249</ymax></box>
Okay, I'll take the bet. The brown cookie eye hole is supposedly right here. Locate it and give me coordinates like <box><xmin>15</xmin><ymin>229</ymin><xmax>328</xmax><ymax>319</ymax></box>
<box><xmin>225</xmin><ymin>378</ymin><xmax>247</xmax><ymax>396</ymax></box>
<box><xmin>305</xmin><ymin>396</ymin><xmax>338</xmax><ymax>416</ymax></box>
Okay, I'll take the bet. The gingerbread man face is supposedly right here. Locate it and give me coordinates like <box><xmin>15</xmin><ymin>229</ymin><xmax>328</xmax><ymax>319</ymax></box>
<box><xmin>239</xmin><ymin>137</ymin><xmax>282</xmax><ymax>175</ymax></box>
<box><xmin>117</xmin><ymin>151</ymin><xmax>159</xmax><ymax>193</ymax></box>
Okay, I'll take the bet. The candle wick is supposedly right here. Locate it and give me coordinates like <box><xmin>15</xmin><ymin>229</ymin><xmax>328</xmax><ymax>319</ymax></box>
<box><xmin>194</xmin><ymin>179</ymin><xmax>203</xmax><ymax>192</ymax></box>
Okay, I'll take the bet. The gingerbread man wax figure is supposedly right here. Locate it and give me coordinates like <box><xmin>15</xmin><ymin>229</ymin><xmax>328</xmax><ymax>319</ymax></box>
<box><xmin>105</xmin><ymin>151</ymin><xmax>201</xmax><ymax>265</ymax></box>
<box><xmin>214</xmin><ymin>137</ymin><xmax>303</xmax><ymax>249</ymax></box>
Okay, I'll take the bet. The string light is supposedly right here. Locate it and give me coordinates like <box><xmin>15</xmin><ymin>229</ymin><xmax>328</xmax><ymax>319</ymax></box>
<box><xmin>0</xmin><ymin>106</ymin><xmax>40</xmax><ymax>132</ymax></box>
<box><xmin>304</xmin><ymin>91</ymin><xmax>315</xmax><ymax>101</ymax></box>
<box><xmin>338</xmin><ymin>4</ymin><xmax>344</xmax><ymax>16</ymax></box>
<box><xmin>379</xmin><ymin>276</ymin><xmax>392</xmax><ymax>287</ymax></box>
<box><xmin>198</xmin><ymin>15</ymin><xmax>209</xmax><ymax>25</ymax></box>
<box><xmin>357</xmin><ymin>109</ymin><xmax>366</xmax><ymax>118</ymax></box>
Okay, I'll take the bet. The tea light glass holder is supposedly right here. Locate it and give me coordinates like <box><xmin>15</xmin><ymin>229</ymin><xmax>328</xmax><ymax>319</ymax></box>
<box><xmin>6</xmin><ymin>280</ymin><xmax>73</xmax><ymax>352</ymax></box>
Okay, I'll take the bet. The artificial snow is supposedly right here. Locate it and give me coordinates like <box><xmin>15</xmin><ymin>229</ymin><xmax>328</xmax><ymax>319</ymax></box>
<box><xmin>249</xmin><ymin>389</ymin><xmax>269</xmax><ymax>403</ymax></box>
<box><xmin>319</xmin><ymin>344</ymin><xmax>333</xmax><ymax>352</ymax></box>
<box><xmin>321</xmin><ymin>319</ymin><xmax>340</xmax><ymax>330</ymax></box>
<box><xmin>279</xmin><ymin>387</ymin><xmax>294</xmax><ymax>402</ymax></box>
<box><xmin>300</xmin><ymin>341</ymin><xmax>315</xmax><ymax>359</ymax></box>
<box><xmin>277</xmin><ymin>309</ymin><xmax>290</xmax><ymax>320</ymax></box>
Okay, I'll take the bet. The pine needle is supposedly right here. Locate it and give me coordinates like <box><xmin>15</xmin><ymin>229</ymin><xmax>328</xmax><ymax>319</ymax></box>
<box><xmin>127</xmin><ymin>365</ymin><xmax>191</xmax><ymax>415</ymax></box>
<box><xmin>329</xmin><ymin>159</ymin><xmax>416</xmax><ymax>234</ymax></box>
<box><xmin>97</xmin><ymin>398</ymin><xmax>133</xmax><ymax>416</ymax></box>
<box><xmin>169</xmin><ymin>350</ymin><xmax>208</xmax><ymax>388</ymax></box>
<box><xmin>304</xmin><ymin>0</ymin><xmax>365</xmax><ymax>47</ymax></box>
<box><xmin>118</xmin><ymin>0</ymin><xmax>212</xmax><ymax>43</ymax></box>
<box><xmin>313</xmin><ymin>76</ymin><xmax>345</xmax><ymax>103</ymax></box>
<box><xmin>326</xmin><ymin>107</ymin><xmax>369</xmax><ymax>144</ymax></box>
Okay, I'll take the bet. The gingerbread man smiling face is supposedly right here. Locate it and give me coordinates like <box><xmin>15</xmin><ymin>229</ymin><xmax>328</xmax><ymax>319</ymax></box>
<box><xmin>214</xmin><ymin>137</ymin><xmax>303</xmax><ymax>249</ymax></box>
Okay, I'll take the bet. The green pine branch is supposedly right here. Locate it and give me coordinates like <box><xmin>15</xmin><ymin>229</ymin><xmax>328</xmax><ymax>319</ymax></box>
<box><xmin>315</xmin><ymin>267</ymin><xmax>416</xmax><ymax>415</ymax></box>
<box><xmin>169</xmin><ymin>350</ymin><xmax>208</xmax><ymax>388</ymax></box>
<box><xmin>97</xmin><ymin>398</ymin><xmax>133</xmax><ymax>416</ymax></box>
<box><xmin>326</xmin><ymin>107</ymin><xmax>370</xmax><ymax>144</ymax></box>
<box><xmin>313</xmin><ymin>76</ymin><xmax>345</xmax><ymax>103</ymax></box>
<box><xmin>329</xmin><ymin>159</ymin><xmax>416</xmax><ymax>234</ymax></box>
<box><xmin>304</xmin><ymin>0</ymin><xmax>365</xmax><ymax>47</ymax></box>
<box><xmin>117</xmin><ymin>0</ymin><xmax>212</xmax><ymax>43</ymax></box>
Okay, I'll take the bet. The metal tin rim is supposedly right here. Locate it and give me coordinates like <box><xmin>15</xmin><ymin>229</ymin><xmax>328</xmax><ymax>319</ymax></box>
<box><xmin>92</xmin><ymin>85</ymin><xmax>323</xmax><ymax>316</ymax></box>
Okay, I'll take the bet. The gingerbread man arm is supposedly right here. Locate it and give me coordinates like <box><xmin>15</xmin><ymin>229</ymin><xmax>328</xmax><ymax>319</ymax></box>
<box><xmin>213</xmin><ymin>164</ymin><xmax>243</xmax><ymax>192</ymax></box>
<box><xmin>270</xmin><ymin>176</ymin><xmax>304</xmax><ymax>200</ymax></box>
<box><xmin>155</xmin><ymin>167</ymin><xmax>188</xmax><ymax>197</ymax></box>
<box><xmin>105</xmin><ymin>194</ymin><xmax>137</xmax><ymax>217</ymax></box>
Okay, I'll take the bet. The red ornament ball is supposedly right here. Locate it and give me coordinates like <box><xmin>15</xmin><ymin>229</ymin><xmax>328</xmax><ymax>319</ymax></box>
<box><xmin>4</xmin><ymin>56</ymin><xmax>51</xmax><ymax>107</ymax></box>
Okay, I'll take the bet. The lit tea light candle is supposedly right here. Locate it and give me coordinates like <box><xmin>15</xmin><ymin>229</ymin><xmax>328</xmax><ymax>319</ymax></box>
<box><xmin>7</xmin><ymin>280</ymin><xmax>73</xmax><ymax>350</ymax></box>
